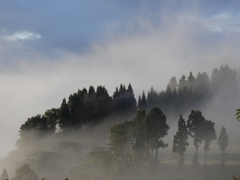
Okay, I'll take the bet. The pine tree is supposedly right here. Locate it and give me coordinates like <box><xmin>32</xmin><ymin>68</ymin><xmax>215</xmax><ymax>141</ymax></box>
<box><xmin>147</xmin><ymin>87</ymin><xmax>158</xmax><ymax>108</ymax></box>
<box><xmin>187</xmin><ymin>110</ymin><xmax>205</xmax><ymax>166</ymax></box>
<box><xmin>144</xmin><ymin>107</ymin><xmax>169</xmax><ymax>160</ymax></box>
<box><xmin>168</xmin><ymin>77</ymin><xmax>178</xmax><ymax>92</ymax></box>
<box><xmin>187</xmin><ymin>72</ymin><xmax>196</xmax><ymax>91</ymax></box>
<box><xmin>132</xmin><ymin>110</ymin><xmax>147</xmax><ymax>163</ymax></box>
<box><xmin>202</xmin><ymin>120</ymin><xmax>217</xmax><ymax>165</ymax></box>
<box><xmin>14</xmin><ymin>164</ymin><xmax>38</xmax><ymax>180</ymax></box>
<box><xmin>0</xmin><ymin>169</ymin><xmax>9</xmax><ymax>180</ymax></box>
<box><xmin>178</xmin><ymin>75</ymin><xmax>187</xmax><ymax>90</ymax></box>
<box><xmin>218</xmin><ymin>126</ymin><xmax>229</xmax><ymax>164</ymax></box>
<box><xmin>172</xmin><ymin>115</ymin><xmax>189</xmax><ymax>167</ymax></box>
<box><xmin>126</xmin><ymin>83</ymin><xmax>137</xmax><ymax>114</ymax></box>
<box><xmin>59</xmin><ymin>98</ymin><xmax>71</xmax><ymax>130</ymax></box>
<box><xmin>108</xmin><ymin>120</ymin><xmax>133</xmax><ymax>163</ymax></box>
<box><xmin>138</xmin><ymin>91</ymin><xmax>147</xmax><ymax>110</ymax></box>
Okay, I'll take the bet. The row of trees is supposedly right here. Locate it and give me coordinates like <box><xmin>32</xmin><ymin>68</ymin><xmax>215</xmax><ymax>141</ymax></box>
<box><xmin>173</xmin><ymin>112</ymin><xmax>229</xmax><ymax>167</ymax></box>
<box><xmin>85</xmin><ymin>107</ymin><xmax>229</xmax><ymax>180</ymax></box>
<box><xmin>18</xmin><ymin>65</ymin><xmax>239</xmax><ymax>142</ymax></box>
<box><xmin>1</xmin><ymin>164</ymin><xmax>38</xmax><ymax>180</ymax></box>
<box><xmin>138</xmin><ymin>65</ymin><xmax>239</xmax><ymax>114</ymax></box>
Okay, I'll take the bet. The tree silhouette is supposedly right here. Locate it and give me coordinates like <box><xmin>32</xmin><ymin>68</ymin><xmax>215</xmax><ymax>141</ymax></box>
<box><xmin>172</xmin><ymin>115</ymin><xmax>189</xmax><ymax>167</ymax></box>
<box><xmin>187</xmin><ymin>110</ymin><xmax>205</xmax><ymax>166</ymax></box>
<box><xmin>236</xmin><ymin>109</ymin><xmax>240</xmax><ymax>121</ymax></box>
<box><xmin>108</xmin><ymin>120</ymin><xmax>133</xmax><ymax>164</ymax></box>
<box><xmin>202</xmin><ymin>120</ymin><xmax>217</xmax><ymax>165</ymax></box>
<box><xmin>132</xmin><ymin>110</ymin><xmax>147</xmax><ymax>163</ymax></box>
<box><xmin>218</xmin><ymin>126</ymin><xmax>229</xmax><ymax>164</ymax></box>
<box><xmin>144</xmin><ymin>107</ymin><xmax>169</xmax><ymax>160</ymax></box>
<box><xmin>0</xmin><ymin>168</ymin><xmax>9</xmax><ymax>180</ymax></box>
<box><xmin>14</xmin><ymin>164</ymin><xmax>38</xmax><ymax>180</ymax></box>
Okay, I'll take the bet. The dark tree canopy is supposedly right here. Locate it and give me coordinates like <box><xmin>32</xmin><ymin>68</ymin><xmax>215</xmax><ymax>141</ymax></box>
<box><xmin>218</xmin><ymin>126</ymin><xmax>229</xmax><ymax>164</ymax></box>
<box><xmin>144</xmin><ymin>106</ymin><xmax>169</xmax><ymax>159</ymax></box>
<box><xmin>187</xmin><ymin>110</ymin><xmax>205</xmax><ymax>165</ymax></box>
<box><xmin>17</xmin><ymin>65</ymin><xmax>239</xmax><ymax>152</ymax></box>
<box><xmin>172</xmin><ymin>115</ymin><xmax>189</xmax><ymax>166</ymax></box>
<box><xmin>202</xmin><ymin>120</ymin><xmax>217</xmax><ymax>165</ymax></box>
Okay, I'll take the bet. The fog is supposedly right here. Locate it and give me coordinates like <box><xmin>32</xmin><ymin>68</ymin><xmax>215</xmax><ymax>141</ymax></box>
<box><xmin>1</xmin><ymin>13</ymin><xmax>240</xmax><ymax>157</ymax></box>
<box><xmin>0</xmin><ymin>1</ymin><xmax>240</xmax><ymax>179</ymax></box>
<box><xmin>1</xmin><ymin>65</ymin><xmax>240</xmax><ymax>179</ymax></box>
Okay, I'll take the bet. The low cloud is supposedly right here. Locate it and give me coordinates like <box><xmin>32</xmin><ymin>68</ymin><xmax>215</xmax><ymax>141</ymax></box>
<box><xmin>181</xmin><ymin>12</ymin><xmax>240</xmax><ymax>33</ymax></box>
<box><xmin>1</xmin><ymin>31</ymin><xmax>41</xmax><ymax>41</ymax></box>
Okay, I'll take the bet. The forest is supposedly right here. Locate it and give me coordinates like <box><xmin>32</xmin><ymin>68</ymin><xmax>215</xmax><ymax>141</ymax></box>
<box><xmin>0</xmin><ymin>64</ymin><xmax>240</xmax><ymax>180</ymax></box>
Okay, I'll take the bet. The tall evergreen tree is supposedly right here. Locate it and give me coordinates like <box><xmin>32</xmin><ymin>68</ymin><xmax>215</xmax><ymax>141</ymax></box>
<box><xmin>187</xmin><ymin>110</ymin><xmax>205</xmax><ymax>166</ymax></box>
<box><xmin>14</xmin><ymin>164</ymin><xmax>38</xmax><ymax>180</ymax></box>
<box><xmin>138</xmin><ymin>91</ymin><xmax>147</xmax><ymax>110</ymax></box>
<box><xmin>108</xmin><ymin>120</ymin><xmax>133</xmax><ymax>164</ymax></box>
<box><xmin>172</xmin><ymin>115</ymin><xmax>189</xmax><ymax>167</ymax></box>
<box><xmin>178</xmin><ymin>75</ymin><xmax>187</xmax><ymax>90</ymax></box>
<box><xmin>44</xmin><ymin>108</ymin><xmax>59</xmax><ymax>132</ymax></box>
<box><xmin>0</xmin><ymin>169</ymin><xmax>9</xmax><ymax>180</ymax></box>
<box><xmin>168</xmin><ymin>77</ymin><xmax>178</xmax><ymax>92</ymax></box>
<box><xmin>132</xmin><ymin>110</ymin><xmax>147</xmax><ymax>163</ymax></box>
<box><xmin>126</xmin><ymin>83</ymin><xmax>137</xmax><ymax>114</ymax></box>
<box><xmin>202</xmin><ymin>120</ymin><xmax>217</xmax><ymax>165</ymax></box>
<box><xmin>59</xmin><ymin>98</ymin><xmax>71</xmax><ymax>130</ymax></box>
<box><xmin>187</xmin><ymin>72</ymin><xmax>196</xmax><ymax>91</ymax></box>
<box><xmin>218</xmin><ymin>126</ymin><xmax>229</xmax><ymax>164</ymax></box>
<box><xmin>147</xmin><ymin>87</ymin><xmax>159</xmax><ymax>108</ymax></box>
<box><xmin>144</xmin><ymin>107</ymin><xmax>169</xmax><ymax>159</ymax></box>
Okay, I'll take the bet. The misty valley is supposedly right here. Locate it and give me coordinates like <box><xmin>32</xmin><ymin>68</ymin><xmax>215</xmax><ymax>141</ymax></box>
<box><xmin>0</xmin><ymin>64</ymin><xmax>240</xmax><ymax>180</ymax></box>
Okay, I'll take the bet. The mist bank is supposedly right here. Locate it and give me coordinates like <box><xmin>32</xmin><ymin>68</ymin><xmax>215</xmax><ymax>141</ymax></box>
<box><xmin>0</xmin><ymin>64</ymin><xmax>239</xmax><ymax>180</ymax></box>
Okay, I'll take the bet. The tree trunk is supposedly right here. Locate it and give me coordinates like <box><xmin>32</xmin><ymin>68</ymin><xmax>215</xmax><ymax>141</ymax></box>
<box><xmin>196</xmin><ymin>144</ymin><xmax>198</xmax><ymax>163</ymax></box>
<box><xmin>205</xmin><ymin>150</ymin><xmax>207</xmax><ymax>165</ymax></box>
<box><xmin>155</xmin><ymin>148</ymin><xmax>158</xmax><ymax>159</ymax></box>
<box><xmin>221</xmin><ymin>150</ymin><xmax>224</xmax><ymax>164</ymax></box>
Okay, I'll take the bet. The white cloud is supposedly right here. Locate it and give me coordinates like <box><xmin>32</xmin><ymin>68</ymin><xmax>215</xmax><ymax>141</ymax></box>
<box><xmin>2</xmin><ymin>31</ymin><xmax>41</xmax><ymax>41</ymax></box>
<box><xmin>180</xmin><ymin>12</ymin><xmax>240</xmax><ymax>33</ymax></box>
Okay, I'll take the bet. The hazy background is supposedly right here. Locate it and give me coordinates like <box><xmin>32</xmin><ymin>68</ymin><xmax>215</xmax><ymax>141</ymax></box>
<box><xmin>0</xmin><ymin>0</ymin><xmax>240</xmax><ymax>157</ymax></box>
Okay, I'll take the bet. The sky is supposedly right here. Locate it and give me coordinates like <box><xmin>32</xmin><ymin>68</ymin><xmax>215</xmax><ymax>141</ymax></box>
<box><xmin>0</xmin><ymin>0</ymin><xmax>240</xmax><ymax>157</ymax></box>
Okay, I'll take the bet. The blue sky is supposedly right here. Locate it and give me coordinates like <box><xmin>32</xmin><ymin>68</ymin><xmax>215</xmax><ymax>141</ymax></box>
<box><xmin>0</xmin><ymin>0</ymin><xmax>239</xmax><ymax>55</ymax></box>
<box><xmin>0</xmin><ymin>0</ymin><xmax>240</xmax><ymax>157</ymax></box>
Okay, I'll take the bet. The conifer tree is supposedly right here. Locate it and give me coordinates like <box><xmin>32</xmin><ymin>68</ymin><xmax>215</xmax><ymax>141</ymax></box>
<box><xmin>132</xmin><ymin>110</ymin><xmax>147</xmax><ymax>162</ymax></box>
<box><xmin>14</xmin><ymin>164</ymin><xmax>38</xmax><ymax>180</ymax></box>
<box><xmin>172</xmin><ymin>115</ymin><xmax>189</xmax><ymax>167</ymax></box>
<box><xmin>202</xmin><ymin>120</ymin><xmax>216</xmax><ymax>165</ymax></box>
<box><xmin>187</xmin><ymin>110</ymin><xmax>205</xmax><ymax>166</ymax></box>
<box><xmin>218</xmin><ymin>126</ymin><xmax>229</xmax><ymax>164</ymax></box>
<box><xmin>144</xmin><ymin>107</ymin><xmax>169</xmax><ymax>159</ymax></box>
<box><xmin>0</xmin><ymin>168</ymin><xmax>9</xmax><ymax>180</ymax></box>
<box><xmin>187</xmin><ymin>72</ymin><xmax>196</xmax><ymax>91</ymax></box>
<box><xmin>108</xmin><ymin>120</ymin><xmax>133</xmax><ymax>163</ymax></box>
<box><xmin>126</xmin><ymin>83</ymin><xmax>137</xmax><ymax>114</ymax></box>
<box><xmin>178</xmin><ymin>75</ymin><xmax>187</xmax><ymax>90</ymax></box>
<box><xmin>59</xmin><ymin>98</ymin><xmax>71</xmax><ymax>130</ymax></box>
<box><xmin>147</xmin><ymin>87</ymin><xmax>159</xmax><ymax>109</ymax></box>
<box><xmin>138</xmin><ymin>91</ymin><xmax>147</xmax><ymax>110</ymax></box>
<box><xmin>168</xmin><ymin>77</ymin><xmax>178</xmax><ymax>92</ymax></box>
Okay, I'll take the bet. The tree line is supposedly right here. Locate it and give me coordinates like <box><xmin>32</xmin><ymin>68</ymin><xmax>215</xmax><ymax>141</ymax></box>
<box><xmin>68</xmin><ymin>107</ymin><xmax>229</xmax><ymax>180</ymax></box>
<box><xmin>18</xmin><ymin>64</ymin><xmax>239</xmax><ymax>142</ymax></box>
